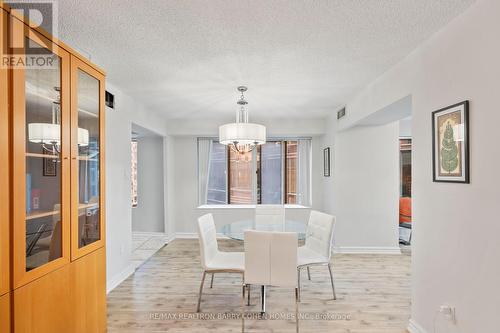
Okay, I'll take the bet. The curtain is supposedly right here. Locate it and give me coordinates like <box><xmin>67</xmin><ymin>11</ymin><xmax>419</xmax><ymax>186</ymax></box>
<box><xmin>297</xmin><ymin>139</ymin><xmax>311</xmax><ymax>206</ymax></box>
<box><xmin>198</xmin><ymin>139</ymin><xmax>213</xmax><ymax>205</ymax></box>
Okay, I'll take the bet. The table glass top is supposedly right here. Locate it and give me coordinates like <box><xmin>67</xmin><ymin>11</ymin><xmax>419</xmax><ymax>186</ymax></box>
<box><xmin>219</xmin><ymin>219</ymin><xmax>307</xmax><ymax>241</ymax></box>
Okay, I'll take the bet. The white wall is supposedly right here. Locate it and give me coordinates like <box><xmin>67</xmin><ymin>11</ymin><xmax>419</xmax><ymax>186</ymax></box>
<box><xmin>132</xmin><ymin>136</ymin><xmax>165</xmax><ymax>233</ymax></box>
<box><xmin>105</xmin><ymin>82</ymin><xmax>169</xmax><ymax>291</ymax></box>
<box><xmin>331</xmin><ymin>123</ymin><xmax>400</xmax><ymax>252</ymax></box>
<box><xmin>399</xmin><ymin>117</ymin><xmax>412</xmax><ymax>137</ymax></box>
<box><xmin>334</xmin><ymin>0</ymin><xmax>500</xmax><ymax>331</ymax></box>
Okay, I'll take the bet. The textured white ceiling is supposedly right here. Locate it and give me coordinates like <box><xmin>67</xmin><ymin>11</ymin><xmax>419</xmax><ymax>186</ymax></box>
<box><xmin>50</xmin><ymin>0</ymin><xmax>474</xmax><ymax>119</ymax></box>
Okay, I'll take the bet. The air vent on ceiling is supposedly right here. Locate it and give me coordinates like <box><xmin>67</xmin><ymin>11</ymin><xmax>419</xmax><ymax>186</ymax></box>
<box><xmin>105</xmin><ymin>91</ymin><xmax>115</xmax><ymax>109</ymax></box>
<box><xmin>337</xmin><ymin>107</ymin><xmax>346</xmax><ymax>119</ymax></box>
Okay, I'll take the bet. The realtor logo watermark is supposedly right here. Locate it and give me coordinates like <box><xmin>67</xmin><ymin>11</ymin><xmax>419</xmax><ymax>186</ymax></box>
<box><xmin>149</xmin><ymin>311</ymin><xmax>352</xmax><ymax>321</ymax></box>
<box><xmin>2</xmin><ymin>1</ymin><xmax>58</xmax><ymax>69</ymax></box>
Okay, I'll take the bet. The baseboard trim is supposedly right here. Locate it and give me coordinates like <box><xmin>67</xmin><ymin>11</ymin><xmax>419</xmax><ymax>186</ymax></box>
<box><xmin>174</xmin><ymin>232</ymin><xmax>228</xmax><ymax>239</ymax></box>
<box><xmin>174</xmin><ymin>232</ymin><xmax>198</xmax><ymax>239</ymax></box>
<box><xmin>107</xmin><ymin>263</ymin><xmax>135</xmax><ymax>294</ymax></box>
<box><xmin>408</xmin><ymin>319</ymin><xmax>428</xmax><ymax>333</ymax></box>
<box><xmin>132</xmin><ymin>231</ymin><xmax>167</xmax><ymax>237</ymax></box>
<box><xmin>333</xmin><ymin>246</ymin><xmax>401</xmax><ymax>254</ymax></box>
<box><xmin>172</xmin><ymin>235</ymin><xmax>401</xmax><ymax>255</ymax></box>
<box><xmin>166</xmin><ymin>233</ymin><xmax>176</xmax><ymax>243</ymax></box>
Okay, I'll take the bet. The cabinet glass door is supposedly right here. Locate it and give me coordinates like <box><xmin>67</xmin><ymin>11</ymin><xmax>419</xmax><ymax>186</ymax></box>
<box><xmin>71</xmin><ymin>57</ymin><xmax>105</xmax><ymax>259</ymax></box>
<box><xmin>0</xmin><ymin>9</ymin><xmax>10</xmax><ymax>296</ymax></box>
<box><xmin>12</xmin><ymin>17</ymin><xmax>70</xmax><ymax>287</ymax></box>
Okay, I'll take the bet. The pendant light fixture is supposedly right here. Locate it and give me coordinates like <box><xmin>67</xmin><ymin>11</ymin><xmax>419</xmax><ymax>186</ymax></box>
<box><xmin>219</xmin><ymin>86</ymin><xmax>266</xmax><ymax>154</ymax></box>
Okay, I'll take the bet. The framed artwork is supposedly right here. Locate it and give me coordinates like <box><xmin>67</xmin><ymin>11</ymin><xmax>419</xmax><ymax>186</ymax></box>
<box><xmin>323</xmin><ymin>147</ymin><xmax>330</xmax><ymax>177</ymax></box>
<box><xmin>43</xmin><ymin>150</ymin><xmax>57</xmax><ymax>177</ymax></box>
<box><xmin>432</xmin><ymin>100</ymin><xmax>469</xmax><ymax>183</ymax></box>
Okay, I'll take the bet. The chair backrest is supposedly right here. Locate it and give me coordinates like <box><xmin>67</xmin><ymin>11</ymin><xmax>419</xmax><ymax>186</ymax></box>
<box><xmin>255</xmin><ymin>205</ymin><xmax>285</xmax><ymax>228</ymax></box>
<box><xmin>305</xmin><ymin>211</ymin><xmax>335</xmax><ymax>259</ymax></box>
<box><xmin>244</xmin><ymin>230</ymin><xmax>297</xmax><ymax>287</ymax></box>
<box><xmin>197</xmin><ymin>213</ymin><xmax>219</xmax><ymax>269</ymax></box>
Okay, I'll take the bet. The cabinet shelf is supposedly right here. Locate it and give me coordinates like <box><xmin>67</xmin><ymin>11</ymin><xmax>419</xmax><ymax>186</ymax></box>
<box><xmin>26</xmin><ymin>210</ymin><xmax>60</xmax><ymax>220</ymax></box>
<box><xmin>26</xmin><ymin>153</ymin><xmax>59</xmax><ymax>159</ymax></box>
<box><xmin>78</xmin><ymin>155</ymin><xmax>98</xmax><ymax>161</ymax></box>
<box><xmin>79</xmin><ymin>203</ymin><xmax>98</xmax><ymax>209</ymax></box>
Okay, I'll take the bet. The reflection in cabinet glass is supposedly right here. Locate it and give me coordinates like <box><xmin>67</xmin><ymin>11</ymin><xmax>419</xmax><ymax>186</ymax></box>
<box><xmin>24</xmin><ymin>38</ymin><xmax>63</xmax><ymax>271</ymax></box>
<box><xmin>76</xmin><ymin>70</ymin><xmax>101</xmax><ymax>248</ymax></box>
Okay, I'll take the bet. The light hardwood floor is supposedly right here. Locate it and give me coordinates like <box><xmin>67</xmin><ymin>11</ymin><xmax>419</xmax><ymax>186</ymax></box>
<box><xmin>107</xmin><ymin>239</ymin><xmax>411</xmax><ymax>332</ymax></box>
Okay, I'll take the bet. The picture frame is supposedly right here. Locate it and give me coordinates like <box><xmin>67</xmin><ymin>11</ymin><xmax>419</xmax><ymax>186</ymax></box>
<box><xmin>43</xmin><ymin>150</ymin><xmax>57</xmax><ymax>177</ymax></box>
<box><xmin>432</xmin><ymin>100</ymin><xmax>469</xmax><ymax>183</ymax></box>
<box><xmin>323</xmin><ymin>147</ymin><xmax>331</xmax><ymax>177</ymax></box>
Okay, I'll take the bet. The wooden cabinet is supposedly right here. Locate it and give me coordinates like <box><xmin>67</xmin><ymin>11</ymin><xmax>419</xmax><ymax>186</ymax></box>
<box><xmin>0</xmin><ymin>293</ymin><xmax>10</xmax><ymax>333</ymax></box>
<box><xmin>70</xmin><ymin>57</ymin><xmax>106</xmax><ymax>261</ymax></box>
<box><xmin>11</xmin><ymin>13</ymin><xmax>72</xmax><ymax>289</ymax></box>
<box><xmin>0</xmin><ymin>8</ymin><xmax>10</xmax><ymax>298</ymax></box>
<box><xmin>1</xmin><ymin>3</ymin><xmax>107</xmax><ymax>332</ymax></box>
<box><xmin>70</xmin><ymin>247</ymin><xmax>107</xmax><ymax>333</ymax></box>
<box><xmin>13</xmin><ymin>265</ymin><xmax>73</xmax><ymax>333</ymax></box>
<box><xmin>12</xmin><ymin>248</ymin><xmax>106</xmax><ymax>333</ymax></box>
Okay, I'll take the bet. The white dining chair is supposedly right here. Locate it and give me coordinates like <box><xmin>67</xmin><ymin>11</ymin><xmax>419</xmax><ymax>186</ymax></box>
<box><xmin>255</xmin><ymin>205</ymin><xmax>285</xmax><ymax>229</ymax></box>
<box><xmin>243</xmin><ymin>230</ymin><xmax>299</xmax><ymax>333</ymax></box>
<box><xmin>197</xmin><ymin>213</ymin><xmax>245</xmax><ymax>312</ymax></box>
<box><xmin>297</xmin><ymin>210</ymin><xmax>336</xmax><ymax>301</ymax></box>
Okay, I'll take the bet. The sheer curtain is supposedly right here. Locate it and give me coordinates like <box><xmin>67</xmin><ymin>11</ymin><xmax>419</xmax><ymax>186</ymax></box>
<box><xmin>198</xmin><ymin>139</ymin><xmax>212</xmax><ymax>205</ymax></box>
<box><xmin>297</xmin><ymin>139</ymin><xmax>311</xmax><ymax>206</ymax></box>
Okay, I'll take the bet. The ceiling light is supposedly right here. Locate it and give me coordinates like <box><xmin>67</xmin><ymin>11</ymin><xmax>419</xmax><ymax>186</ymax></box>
<box><xmin>219</xmin><ymin>86</ymin><xmax>266</xmax><ymax>154</ymax></box>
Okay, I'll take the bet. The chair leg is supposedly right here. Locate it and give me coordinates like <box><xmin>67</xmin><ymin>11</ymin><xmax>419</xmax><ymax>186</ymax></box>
<box><xmin>327</xmin><ymin>263</ymin><xmax>337</xmax><ymax>300</ymax></box>
<box><xmin>196</xmin><ymin>271</ymin><xmax>207</xmax><ymax>312</ymax></box>
<box><xmin>297</xmin><ymin>268</ymin><xmax>301</xmax><ymax>302</ymax></box>
<box><xmin>260</xmin><ymin>285</ymin><xmax>266</xmax><ymax>314</ymax></box>
<box><xmin>241</xmin><ymin>284</ymin><xmax>247</xmax><ymax>333</ymax></box>
<box><xmin>295</xmin><ymin>287</ymin><xmax>299</xmax><ymax>333</ymax></box>
<box><xmin>210</xmin><ymin>273</ymin><xmax>215</xmax><ymax>288</ymax></box>
<box><xmin>307</xmin><ymin>266</ymin><xmax>311</xmax><ymax>280</ymax></box>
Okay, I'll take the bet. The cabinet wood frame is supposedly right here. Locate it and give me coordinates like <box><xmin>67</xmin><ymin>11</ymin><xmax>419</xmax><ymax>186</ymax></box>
<box><xmin>0</xmin><ymin>8</ymin><xmax>10</xmax><ymax>297</ymax></box>
<box><xmin>70</xmin><ymin>56</ymin><xmax>106</xmax><ymax>260</ymax></box>
<box><xmin>11</xmin><ymin>15</ymin><xmax>71</xmax><ymax>288</ymax></box>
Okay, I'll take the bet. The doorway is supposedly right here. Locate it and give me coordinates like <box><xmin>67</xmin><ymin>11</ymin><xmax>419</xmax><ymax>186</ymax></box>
<box><xmin>130</xmin><ymin>124</ymin><xmax>167</xmax><ymax>269</ymax></box>
<box><xmin>399</xmin><ymin>117</ymin><xmax>412</xmax><ymax>249</ymax></box>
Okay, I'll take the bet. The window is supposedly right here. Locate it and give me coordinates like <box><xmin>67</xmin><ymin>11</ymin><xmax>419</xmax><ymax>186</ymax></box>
<box><xmin>260</xmin><ymin>142</ymin><xmax>283</xmax><ymax>204</ymax></box>
<box><xmin>198</xmin><ymin>138</ymin><xmax>311</xmax><ymax>206</ymax></box>
<box><xmin>206</xmin><ymin>142</ymin><xmax>227</xmax><ymax>204</ymax></box>
<box><xmin>131</xmin><ymin>140</ymin><xmax>138</xmax><ymax>207</ymax></box>
<box><xmin>229</xmin><ymin>148</ymin><xmax>254</xmax><ymax>204</ymax></box>
<box><xmin>285</xmin><ymin>141</ymin><xmax>298</xmax><ymax>204</ymax></box>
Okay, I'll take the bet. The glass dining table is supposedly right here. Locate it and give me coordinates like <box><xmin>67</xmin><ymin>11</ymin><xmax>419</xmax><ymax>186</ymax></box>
<box><xmin>219</xmin><ymin>219</ymin><xmax>307</xmax><ymax>241</ymax></box>
<box><xmin>218</xmin><ymin>219</ymin><xmax>307</xmax><ymax>313</ymax></box>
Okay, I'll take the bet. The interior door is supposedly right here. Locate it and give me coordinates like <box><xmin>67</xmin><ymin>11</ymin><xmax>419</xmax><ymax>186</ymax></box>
<box><xmin>70</xmin><ymin>56</ymin><xmax>105</xmax><ymax>260</ymax></box>
<box><xmin>0</xmin><ymin>8</ymin><xmax>10</xmax><ymax>296</ymax></box>
<box><xmin>11</xmin><ymin>15</ymin><xmax>71</xmax><ymax>288</ymax></box>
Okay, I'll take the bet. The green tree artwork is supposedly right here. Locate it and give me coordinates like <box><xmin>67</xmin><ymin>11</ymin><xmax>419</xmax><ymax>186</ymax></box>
<box><xmin>441</xmin><ymin>122</ymin><xmax>459</xmax><ymax>173</ymax></box>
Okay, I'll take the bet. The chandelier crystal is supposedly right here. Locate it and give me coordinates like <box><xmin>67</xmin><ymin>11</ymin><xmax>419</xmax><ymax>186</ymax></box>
<box><xmin>219</xmin><ymin>86</ymin><xmax>266</xmax><ymax>154</ymax></box>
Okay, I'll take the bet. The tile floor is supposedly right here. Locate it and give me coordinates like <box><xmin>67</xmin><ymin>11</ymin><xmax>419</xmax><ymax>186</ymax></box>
<box><xmin>131</xmin><ymin>232</ymin><xmax>169</xmax><ymax>269</ymax></box>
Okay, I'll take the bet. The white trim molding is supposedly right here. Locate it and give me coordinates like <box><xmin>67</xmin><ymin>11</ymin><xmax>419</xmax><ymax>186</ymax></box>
<box><xmin>174</xmin><ymin>232</ymin><xmax>229</xmax><ymax>239</ymax></box>
<box><xmin>333</xmin><ymin>246</ymin><xmax>401</xmax><ymax>255</ymax></box>
<box><xmin>132</xmin><ymin>231</ymin><xmax>167</xmax><ymax>237</ymax></box>
<box><xmin>174</xmin><ymin>232</ymin><xmax>199</xmax><ymax>239</ymax></box>
<box><xmin>408</xmin><ymin>319</ymin><xmax>428</xmax><ymax>333</ymax></box>
<box><xmin>107</xmin><ymin>263</ymin><xmax>135</xmax><ymax>294</ymax></box>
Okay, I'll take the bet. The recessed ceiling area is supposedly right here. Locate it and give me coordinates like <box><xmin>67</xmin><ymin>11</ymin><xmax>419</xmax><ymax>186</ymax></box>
<box><xmin>51</xmin><ymin>0</ymin><xmax>475</xmax><ymax>120</ymax></box>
